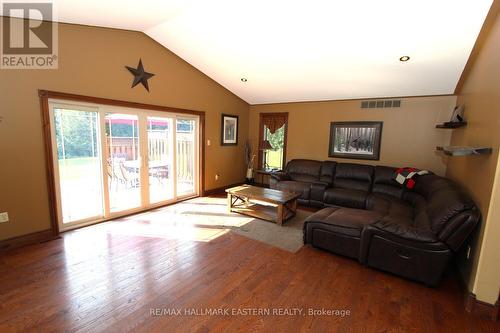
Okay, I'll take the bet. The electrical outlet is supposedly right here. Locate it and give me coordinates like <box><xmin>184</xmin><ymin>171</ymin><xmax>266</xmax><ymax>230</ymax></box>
<box><xmin>466</xmin><ymin>245</ymin><xmax>472</xmax><ymax>259</ymax></box>
<box><xmin>0</xmin><ymin>212</ymin><xmax>9</xmax><ymax>223</ymax></box>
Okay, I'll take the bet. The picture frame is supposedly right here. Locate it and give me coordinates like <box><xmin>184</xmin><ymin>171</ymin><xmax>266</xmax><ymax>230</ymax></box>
<box><xmin>221</xmin><ymin>114</ymin><xmax>239</xmax><ymax>146</ymax></box>
<box><xmin>328</xmin><ymin>121</ymin><xmax>383</xmax><ymax>160</ymax></box>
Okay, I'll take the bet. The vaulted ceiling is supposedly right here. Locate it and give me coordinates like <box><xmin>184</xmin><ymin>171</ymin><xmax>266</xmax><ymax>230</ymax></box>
<box><xmin>2</xmin><ymin>0</ymin><xmax>494</xmax><ymax>104</ymax></box>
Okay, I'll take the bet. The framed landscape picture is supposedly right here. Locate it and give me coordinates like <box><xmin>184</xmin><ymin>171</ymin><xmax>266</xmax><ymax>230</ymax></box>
<box><xmin>328</xmin><ymin>121</ymin><xmax>383</xmax><ymax>160</ymax></box>
<box><xmin>221</xmin><ymin>114</ymin><xmax>239</xmax><ymax>146</ymax></box>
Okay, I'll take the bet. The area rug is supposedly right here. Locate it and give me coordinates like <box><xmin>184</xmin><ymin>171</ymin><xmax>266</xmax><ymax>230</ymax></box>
<box><xmin>231</xmin><ymin>209</ymin><xmax>311</xmax><ymax>253</ymax></box>
<box><xmin>106</xmin><ymin>196</ymin><xmax>311</xmax><ymax>253</ymax></box>
<box><xmin>175</xmin><ymin>197</ymin><xmax>312</xmax><ymax>252</ymax></box>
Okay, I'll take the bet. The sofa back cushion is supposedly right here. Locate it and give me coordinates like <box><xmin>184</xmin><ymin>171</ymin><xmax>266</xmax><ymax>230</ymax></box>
<box><xmin>406</xmin><ymin>178</ymin><xmax>475</xmax><ymax>234</ymax></box>
<box><xmin>285</xmin><ymin>159</ymin><xmax>322</xmax><ymax>182</ymax></box>
<box><xmin>333</xmin><ymin>163</ymin><xmax>374</xmax><ymax>192</ymax></box>
<box><xmin>372</xmin><ymin>166</ymin><xmax>405</xmax><ymax>198</ymax></box>
<box><xmin>426</xmin><ymin>188</ymin><xmax>475</xmax><ymax>233</ymax></box>
<box><xmin>406</xmin><ymin>192</ymin><xmax>433</xmax><ymax>231</ymax></box>
<box><xmin>413</xmin><ymin>174</ymin><xmax>453</xmax><ymax>199</ymax></box>
<box><xmin>319</xmin><ymin>161</ymin><xmax>337</xmax><ymax>185</ymax></box>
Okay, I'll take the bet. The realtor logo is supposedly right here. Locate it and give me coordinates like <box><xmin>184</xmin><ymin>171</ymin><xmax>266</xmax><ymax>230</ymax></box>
<box><xmin>1</xmin><ymin>1</ymin><xmax>58</xmax><ymax>69</ymax></box>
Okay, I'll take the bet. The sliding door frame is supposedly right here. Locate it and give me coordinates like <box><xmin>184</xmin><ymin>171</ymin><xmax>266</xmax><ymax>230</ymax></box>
<box><xmin>48</xmin><ymin>102</ymin><xmax>105</xmax><ymax>232</ymax></box>
<box><xmin>39</xmin><ymin>90</ymin><xmax>206</xmax><ymax>236</ymax></box>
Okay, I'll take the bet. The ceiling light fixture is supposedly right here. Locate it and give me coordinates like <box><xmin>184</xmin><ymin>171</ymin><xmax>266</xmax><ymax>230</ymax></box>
<box><xmin>399</xmin><ymin>56</ymin><xmax>410</xmax><ymax>62</ymax></box>
<box><xmin>240</xmin><ymin>78</ymin><xmax>248</xmax><ymax>82</ymax></box>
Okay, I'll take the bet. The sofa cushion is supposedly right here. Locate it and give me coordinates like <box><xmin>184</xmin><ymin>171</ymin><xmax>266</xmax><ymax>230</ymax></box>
<box><xmin>319</xmin><ymin>161</ymin><xmax>337</xmax><ymax>185</ymax></box>
<box><xmin>404</xmin><ymin>192</ymin><xmax>433</xmax><ymax>232</ymax></box>
<box><xmin>372</xmin><ymin>166</ymin><xmax>405</xmax><ymax>198</ymax></box>
<box><xmin>333</xmin><ymin>163</ymin><xmax>374</xmax><ymax>192</ymax></box>
<box><xmin>276</xmin><ymin>181</ymin><xmax>311</xmax><ymax>200</ymax></box>
<box><xmin>413</xmin><ymin>174</ymin><xmax>453</xmax><ymax>199</ymax></box>
<box><xmin>366</xmin><ymin>193</ymin><xmax>413</xmax><ymax>218</ymax></box>
<box><xmin>305</xmin><ymin>206</ymin><xmax>383</xmax><ymax>237</ymax></box>
<box><xmin>324</xmin><ymin>188</ymin><xmax>369</xmax><ymax>209</ymax></box>
<box><xmin>285</xmin><ymin>159</ymin><xmax>322</xmax><ymax>183</ymax></box>
<box><xmin>369</xmin><ymin>219</ymin><xmax>440</xmax><ymax>243</ymax></box>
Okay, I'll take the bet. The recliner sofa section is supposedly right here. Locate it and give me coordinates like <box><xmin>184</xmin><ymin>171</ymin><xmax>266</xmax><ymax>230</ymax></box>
<box><xmin>270</xmin><ymin>159</ymin><xmax>480</xmax><ymax>286</ymax></box>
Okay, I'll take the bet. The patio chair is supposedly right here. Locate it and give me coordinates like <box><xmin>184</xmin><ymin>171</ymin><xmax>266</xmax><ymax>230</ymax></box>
<box><xmin>119</xmin><ymin>161</ymin><xmax>140</xmax><ymax>188</ymax></box>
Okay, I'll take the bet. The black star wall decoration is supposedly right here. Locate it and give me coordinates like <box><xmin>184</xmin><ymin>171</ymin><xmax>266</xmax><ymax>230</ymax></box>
<box><xmin>125</xmin><ymin>59</ymin><xmax>155</xmax><ymax>92</ymax></box>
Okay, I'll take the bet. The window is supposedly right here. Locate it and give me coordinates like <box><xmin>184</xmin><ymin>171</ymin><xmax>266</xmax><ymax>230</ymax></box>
<box><xmin>49</xmin><ymin>100</ymin><xmax>200</xmax><ymax>232</ymax></box>
<box><xmin>258</xmin><ymin>113</ymin><xmax>288</xmax><ymax>171</ymax></box>
<box><xmin>53</xmin><ymin>106</ymin><xmax>103</xmax><ymax>223</ymax></box>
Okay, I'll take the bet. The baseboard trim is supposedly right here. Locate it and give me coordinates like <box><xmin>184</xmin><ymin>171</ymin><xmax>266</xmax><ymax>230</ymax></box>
<box><xmin>0</xmin><ymin>229</ymin><xmax>59</xmax><ymax>251</ymax></box>
<box><xmin>465</xmin><ymin>293</ymin><xmax>499</xmax><ymax>321</ymax></box>
<box><xmin>203</xmin><ymin>182</ymin><xmax>245</xmax><ymax>196</ymax></box>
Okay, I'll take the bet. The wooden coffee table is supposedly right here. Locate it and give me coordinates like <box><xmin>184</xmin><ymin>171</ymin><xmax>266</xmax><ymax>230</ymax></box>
<box><xmin>226</xmin><ymin>185</ymin><xmax>301</xmax><ymax>225</ymax></box>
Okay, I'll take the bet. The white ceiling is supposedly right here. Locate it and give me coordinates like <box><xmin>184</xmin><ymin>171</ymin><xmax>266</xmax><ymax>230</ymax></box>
<box><xmin>2</xmin><ymin>0</ymin><xmax>493</xmax><ymax>104</ymax></box>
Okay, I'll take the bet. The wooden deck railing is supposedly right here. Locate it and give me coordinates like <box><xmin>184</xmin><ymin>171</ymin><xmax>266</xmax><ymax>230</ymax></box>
<box><xmin>107</xmin><ymin>131</ymin><xmax>194</xmax><ymax>182</ymax></box>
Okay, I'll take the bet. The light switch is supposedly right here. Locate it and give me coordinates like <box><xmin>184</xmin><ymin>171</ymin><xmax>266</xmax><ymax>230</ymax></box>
<box><xmin>207</xmin><ymin>139</ymin><xmax>211</xmax><ymax>146</ymax></box>
<box><xmin>0</xmin><ymin>212</ymin><xmax>9</xmax><ymax>223</ymax></box>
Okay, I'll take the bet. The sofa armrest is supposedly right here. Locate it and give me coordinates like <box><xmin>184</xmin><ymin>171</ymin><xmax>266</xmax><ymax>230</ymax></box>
<box><xmin>310</xmin><ymin>181</ymin><xmax>329</xmax><ymax>203</ymax></box>
<box><xmin>269</xmin><ymin>171</ymin><xmax>290</xmax><ymax>189</ymax></box>
<box><xmin>269</xmin><ymin>171</ymin><xmax>290</xmax><ymax>182</ymax></box>
<box><xmin>360</xmin><ymin>220</ymin><xmax>446</xmax><ymax>263</ymax></box>
<box><xmin>437</xmin><ymin>209</ymin><xmax>480</xmax><ymax>251</ymax></box>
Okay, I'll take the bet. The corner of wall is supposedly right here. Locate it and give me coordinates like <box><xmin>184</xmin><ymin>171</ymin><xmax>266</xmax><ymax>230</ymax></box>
<box><xmin>445</xmin><ymin>0</ymin><xmax>500</xmax><ymax>304</ymax></box>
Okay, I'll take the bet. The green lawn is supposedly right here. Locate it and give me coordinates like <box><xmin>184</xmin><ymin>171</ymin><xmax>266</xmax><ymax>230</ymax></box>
<box><xmin>58</xmin><ymin>157</ymin><xmax>101</xmax><ymax>180</ymax></box>
<box><xmin>266</xmin><ymin>150</ymin><xmax>283</xmax><ymax>170</ymax></box>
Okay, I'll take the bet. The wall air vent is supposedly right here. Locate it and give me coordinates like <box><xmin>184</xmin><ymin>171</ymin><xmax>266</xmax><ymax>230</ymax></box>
<box><xmin>361</xmin><ymin>99</ymin><xmax>401</xmax><ymax>109</ymax></box>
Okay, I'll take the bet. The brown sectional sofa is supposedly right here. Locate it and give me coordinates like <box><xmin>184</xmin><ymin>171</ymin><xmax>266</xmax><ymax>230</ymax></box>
<box><xmin>270</xmin><ymin>159</ymin><xmax>479</xmax><ymax>286</ymax></box>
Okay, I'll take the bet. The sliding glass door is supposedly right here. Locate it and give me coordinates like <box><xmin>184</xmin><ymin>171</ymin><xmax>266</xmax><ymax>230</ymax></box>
<box><xmin>52</xmin><ymin>105</ymin><xmax>104</xmax><ymax>226</ymax></box>
<box><xmin>50</xmin><ymin>102</ymin><xmax>200</xmax><ymax>231</ymax></box>
<box><xmin>147</xmin><ymin>116</ymin><xmax>174</xmax><ymax>204</ymax></box>
<box><xmin>176</xmin><ymin>118</ymin><xmax>197</xmax><ymax>197</ymax></box>
<box><xmin>105</xmin><ymin>113</ymin><xmax>142</xmax><ymax>213</ymax></box>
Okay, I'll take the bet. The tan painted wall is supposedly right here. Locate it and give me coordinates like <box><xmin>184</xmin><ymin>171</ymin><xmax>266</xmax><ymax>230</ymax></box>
<box><xmin>473</xmin><ymin>153</ymin><xmax>500</xmax><ymax>304</ymax></box>
<box><xmin>0</xmin><ymin>21</ymin><xmax>249</xmax><ymax>241</ymax></box>
<box><xmin>446</xmin><ymin>6</ymin><xmax>500</xmax><ymax>304</ymax></box>
<box><xmin>249</xmin><ymin>96</ymin><xmax>457</xmax><ymax>176</ymax></box>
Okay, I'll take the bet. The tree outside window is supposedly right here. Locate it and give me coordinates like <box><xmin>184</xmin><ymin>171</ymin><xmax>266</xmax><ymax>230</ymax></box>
<box><xmin>263</xmin><ymin>124</ymin><xmax>285</xmax><ymax>170</ymax></box>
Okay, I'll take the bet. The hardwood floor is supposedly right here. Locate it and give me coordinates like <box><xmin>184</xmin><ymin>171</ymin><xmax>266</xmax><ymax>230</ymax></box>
<box><xmin>0</xmin><ymin>198</ymin><xmax>499</xmax><ymax>333</ymax></box>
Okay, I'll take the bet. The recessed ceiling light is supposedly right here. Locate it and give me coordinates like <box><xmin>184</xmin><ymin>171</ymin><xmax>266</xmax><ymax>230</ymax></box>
<box><xmin>241</xmin><ymin>78</ymin><xmax>248</xmax><ymax>82</ymax></box>
<box><xmin>399</xmin><ymin>56</ymin><xmax>410</xmax><ymax>62</ymax></box>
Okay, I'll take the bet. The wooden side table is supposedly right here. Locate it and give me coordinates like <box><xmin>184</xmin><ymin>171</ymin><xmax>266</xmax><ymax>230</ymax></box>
<box><xmin>255</xmin><ymin>169</ymin><xmax>280</xmax><ymax>186</ymax></box>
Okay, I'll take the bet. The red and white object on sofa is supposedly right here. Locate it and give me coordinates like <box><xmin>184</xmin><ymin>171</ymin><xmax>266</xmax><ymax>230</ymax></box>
<box><xmin>393</xmin><ymin>167</ymin><xmax>430</xmax><ymax>189</ymax></box>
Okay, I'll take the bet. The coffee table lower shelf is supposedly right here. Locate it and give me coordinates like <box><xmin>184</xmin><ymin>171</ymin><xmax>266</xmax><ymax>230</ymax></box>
<box><xmin>229</xmin><ymin>202</ymin><xmax>297</xmax><ymax>225</ymax></box>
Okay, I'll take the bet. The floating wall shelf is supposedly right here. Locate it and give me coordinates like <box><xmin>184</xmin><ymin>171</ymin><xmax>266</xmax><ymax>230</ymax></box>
<box><xmin>436</xmin><ymin>146</ymin><xmax>492</xmax><ymax>156</ymax></box>
<box><xmin>435</xmin><ymin>121</ymin><xmax>467</xmax><ymax>129</ymax></box>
